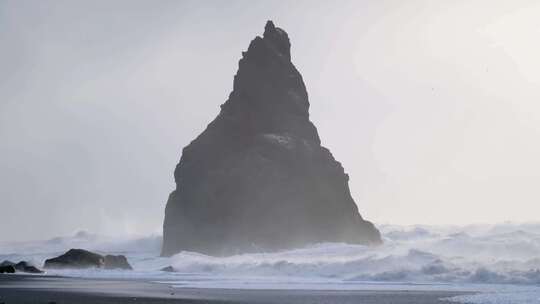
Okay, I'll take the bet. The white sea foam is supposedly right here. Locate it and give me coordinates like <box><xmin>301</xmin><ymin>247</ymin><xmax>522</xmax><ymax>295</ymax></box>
<box><xmin>448</xmin><ymin>285</ymin><xmax>540</xmax><ymax>304</ymax></box>
<box><xmin>2</xmin><ymin>223</ymin><xmax>540</xmax><ymax>303</ymax></box>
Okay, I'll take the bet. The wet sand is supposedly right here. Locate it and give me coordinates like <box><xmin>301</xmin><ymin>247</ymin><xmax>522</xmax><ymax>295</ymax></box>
<box><xmin>0</xmin><ymin>275</ymin><xmax>471</xmax><ymax>304</ymax></box>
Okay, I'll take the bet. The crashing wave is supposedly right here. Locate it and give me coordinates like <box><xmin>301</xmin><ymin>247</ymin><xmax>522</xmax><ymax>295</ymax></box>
<box><xmin>2</xmin><ymin>222</ymin><xmax>540</xmax><ymax>287</ymax></box>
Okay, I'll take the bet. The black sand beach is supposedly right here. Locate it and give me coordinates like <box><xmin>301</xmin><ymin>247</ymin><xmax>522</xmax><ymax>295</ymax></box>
<box><xmin>0</xmin><ymin>275</ymin><xmax>471</xmax><ymax>304</ymax></box>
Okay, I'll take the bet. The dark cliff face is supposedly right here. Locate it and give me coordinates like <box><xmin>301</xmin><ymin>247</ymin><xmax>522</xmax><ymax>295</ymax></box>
<box><xmin>162</xmin><ymin>21</ymin><xmax>381</xmax><ymax>257</ymax></box>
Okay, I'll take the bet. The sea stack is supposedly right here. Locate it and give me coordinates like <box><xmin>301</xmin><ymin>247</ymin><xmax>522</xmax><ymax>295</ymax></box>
<box><xmin>162</xmin><ymin>21</ymin><xmax>381</xmax><ymax>256</ymax></box>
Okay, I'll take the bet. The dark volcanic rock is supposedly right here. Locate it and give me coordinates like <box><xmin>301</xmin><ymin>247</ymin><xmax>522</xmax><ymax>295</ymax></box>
<box><xmin>0</xmin><ymin>265</ymin><xmax>15</xmax><ymax>273</ymax></box>
<box><xmin>161</xmin><ymin>20</ymin><xmax>382</xmax><ymax>256</ymax></box>
<box><xmin>0</xmin><ymin>260</ymin><xmax>43</xmax><ymax>273</ymax></box>
<box><xmin>44</xmin><ymin>249</ymin><xmax>133</xmax><ymax>270</ymax></box>
<box><xmin>103</xmin><ymin>255</ymin><xmax>132</xmax><ymax>270</ymax></box>
<box><xmin>44</xmin><ymin>249</ymin><xmax>105</xmax><ymax>269</ymax></box>
<box><xmin>160</xmin><ymin>266</ymin><xmax>175</xmax><ymax>272</ymax></box>
<box><xmin>14</xmin><ymin>261</ymin><xmax>43</xmax><ymax>273</ymax></box>
<box><xmin>43</xmin><ymin>249</ymin><xmax>133</xmax><ymax>270</ymax></box>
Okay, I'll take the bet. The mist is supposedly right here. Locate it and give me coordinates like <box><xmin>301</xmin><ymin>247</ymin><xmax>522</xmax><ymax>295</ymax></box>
<box><xmin>2</xmin><ymin>0</ymin><xmax>540</xmax><ymax>242</ymax></box>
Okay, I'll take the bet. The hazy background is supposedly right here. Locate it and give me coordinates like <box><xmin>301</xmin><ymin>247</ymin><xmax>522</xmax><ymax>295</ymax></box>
<box><xmin>2</xmin><ymin>0</ymin><xmax>540</xmax><ymax>241</ymax></box>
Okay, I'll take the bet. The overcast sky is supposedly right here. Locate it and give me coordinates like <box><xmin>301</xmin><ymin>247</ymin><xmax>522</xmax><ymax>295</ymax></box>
<box><xmin>2</xmin><ymin>0</ymin><xmax>540</xmax><ymax>241</ymax></box>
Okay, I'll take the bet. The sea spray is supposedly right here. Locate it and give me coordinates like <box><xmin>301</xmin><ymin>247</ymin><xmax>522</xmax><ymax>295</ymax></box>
<box><xmin>3</xmin><ymin>223</ymin><xmax>540</xmax><ymax>288</ymax></box>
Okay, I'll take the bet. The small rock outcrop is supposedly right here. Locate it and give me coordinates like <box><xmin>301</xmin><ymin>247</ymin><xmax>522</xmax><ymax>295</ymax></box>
<box><xmin>0</xmin><ymin>260</ymin><xmax>43</xmax><ymax>274</ymax></box>
<box><xmin>44</xmin><ymin>249</ymin><xmax>132</xmax><ymax>270</ymax></box>
<box><xmin>161</xmin><ymin>21</ymin><xmax>381</xmax><ymax>257</ymax></box>
<box><xmin>14</xmin><ymin>261</ymin><xmax>43</xmax><ymax>273</ymax></box>
<box><xmin>44</xmin><ymin>249</ymin><xmax>104</xmax><ymax>269</ymax></box>
<box><xmin>160</xmin><ymin>266</ymin><xmax>175</xmax><ymax>272</ymax></box>
<box><xmin>0</xmin><ymin>265</ymin><xmax>15</xmax><ymax>273</ymax></box>
<box><xmin>104</xmin><ymin>255</ymin><xmax>132</xmax><ymax>270</ymax></box>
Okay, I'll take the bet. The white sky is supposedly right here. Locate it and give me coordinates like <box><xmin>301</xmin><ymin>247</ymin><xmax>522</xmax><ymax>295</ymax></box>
<box><xmin>1</xmin><ymin>0</ymin><xmax>540</xmax><ymax>241</ymax></box>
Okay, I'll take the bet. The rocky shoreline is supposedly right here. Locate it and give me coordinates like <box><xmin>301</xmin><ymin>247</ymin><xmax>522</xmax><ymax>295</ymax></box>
<box><xmin>1</xmin><ymin>248</ymin><xmax>133</xmax><ymax>275</ymax></box>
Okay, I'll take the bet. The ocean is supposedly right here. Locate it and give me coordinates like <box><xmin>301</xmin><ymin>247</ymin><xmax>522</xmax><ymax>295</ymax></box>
<box><xmin>2</xmin><ymin>223</ymin><xmax>540</xmax><ymax>303</ymax></box>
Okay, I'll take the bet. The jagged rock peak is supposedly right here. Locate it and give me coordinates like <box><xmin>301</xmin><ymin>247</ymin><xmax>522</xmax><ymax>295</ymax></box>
<box><xmin>224</xmin><ymin>20</ymin><xmax>314</xmax><ymax>143</ymax></box>
<box><xmin>262</xmin><ymin>20</ymin><xmax>291</xmax><ymax>60</ymax></box>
